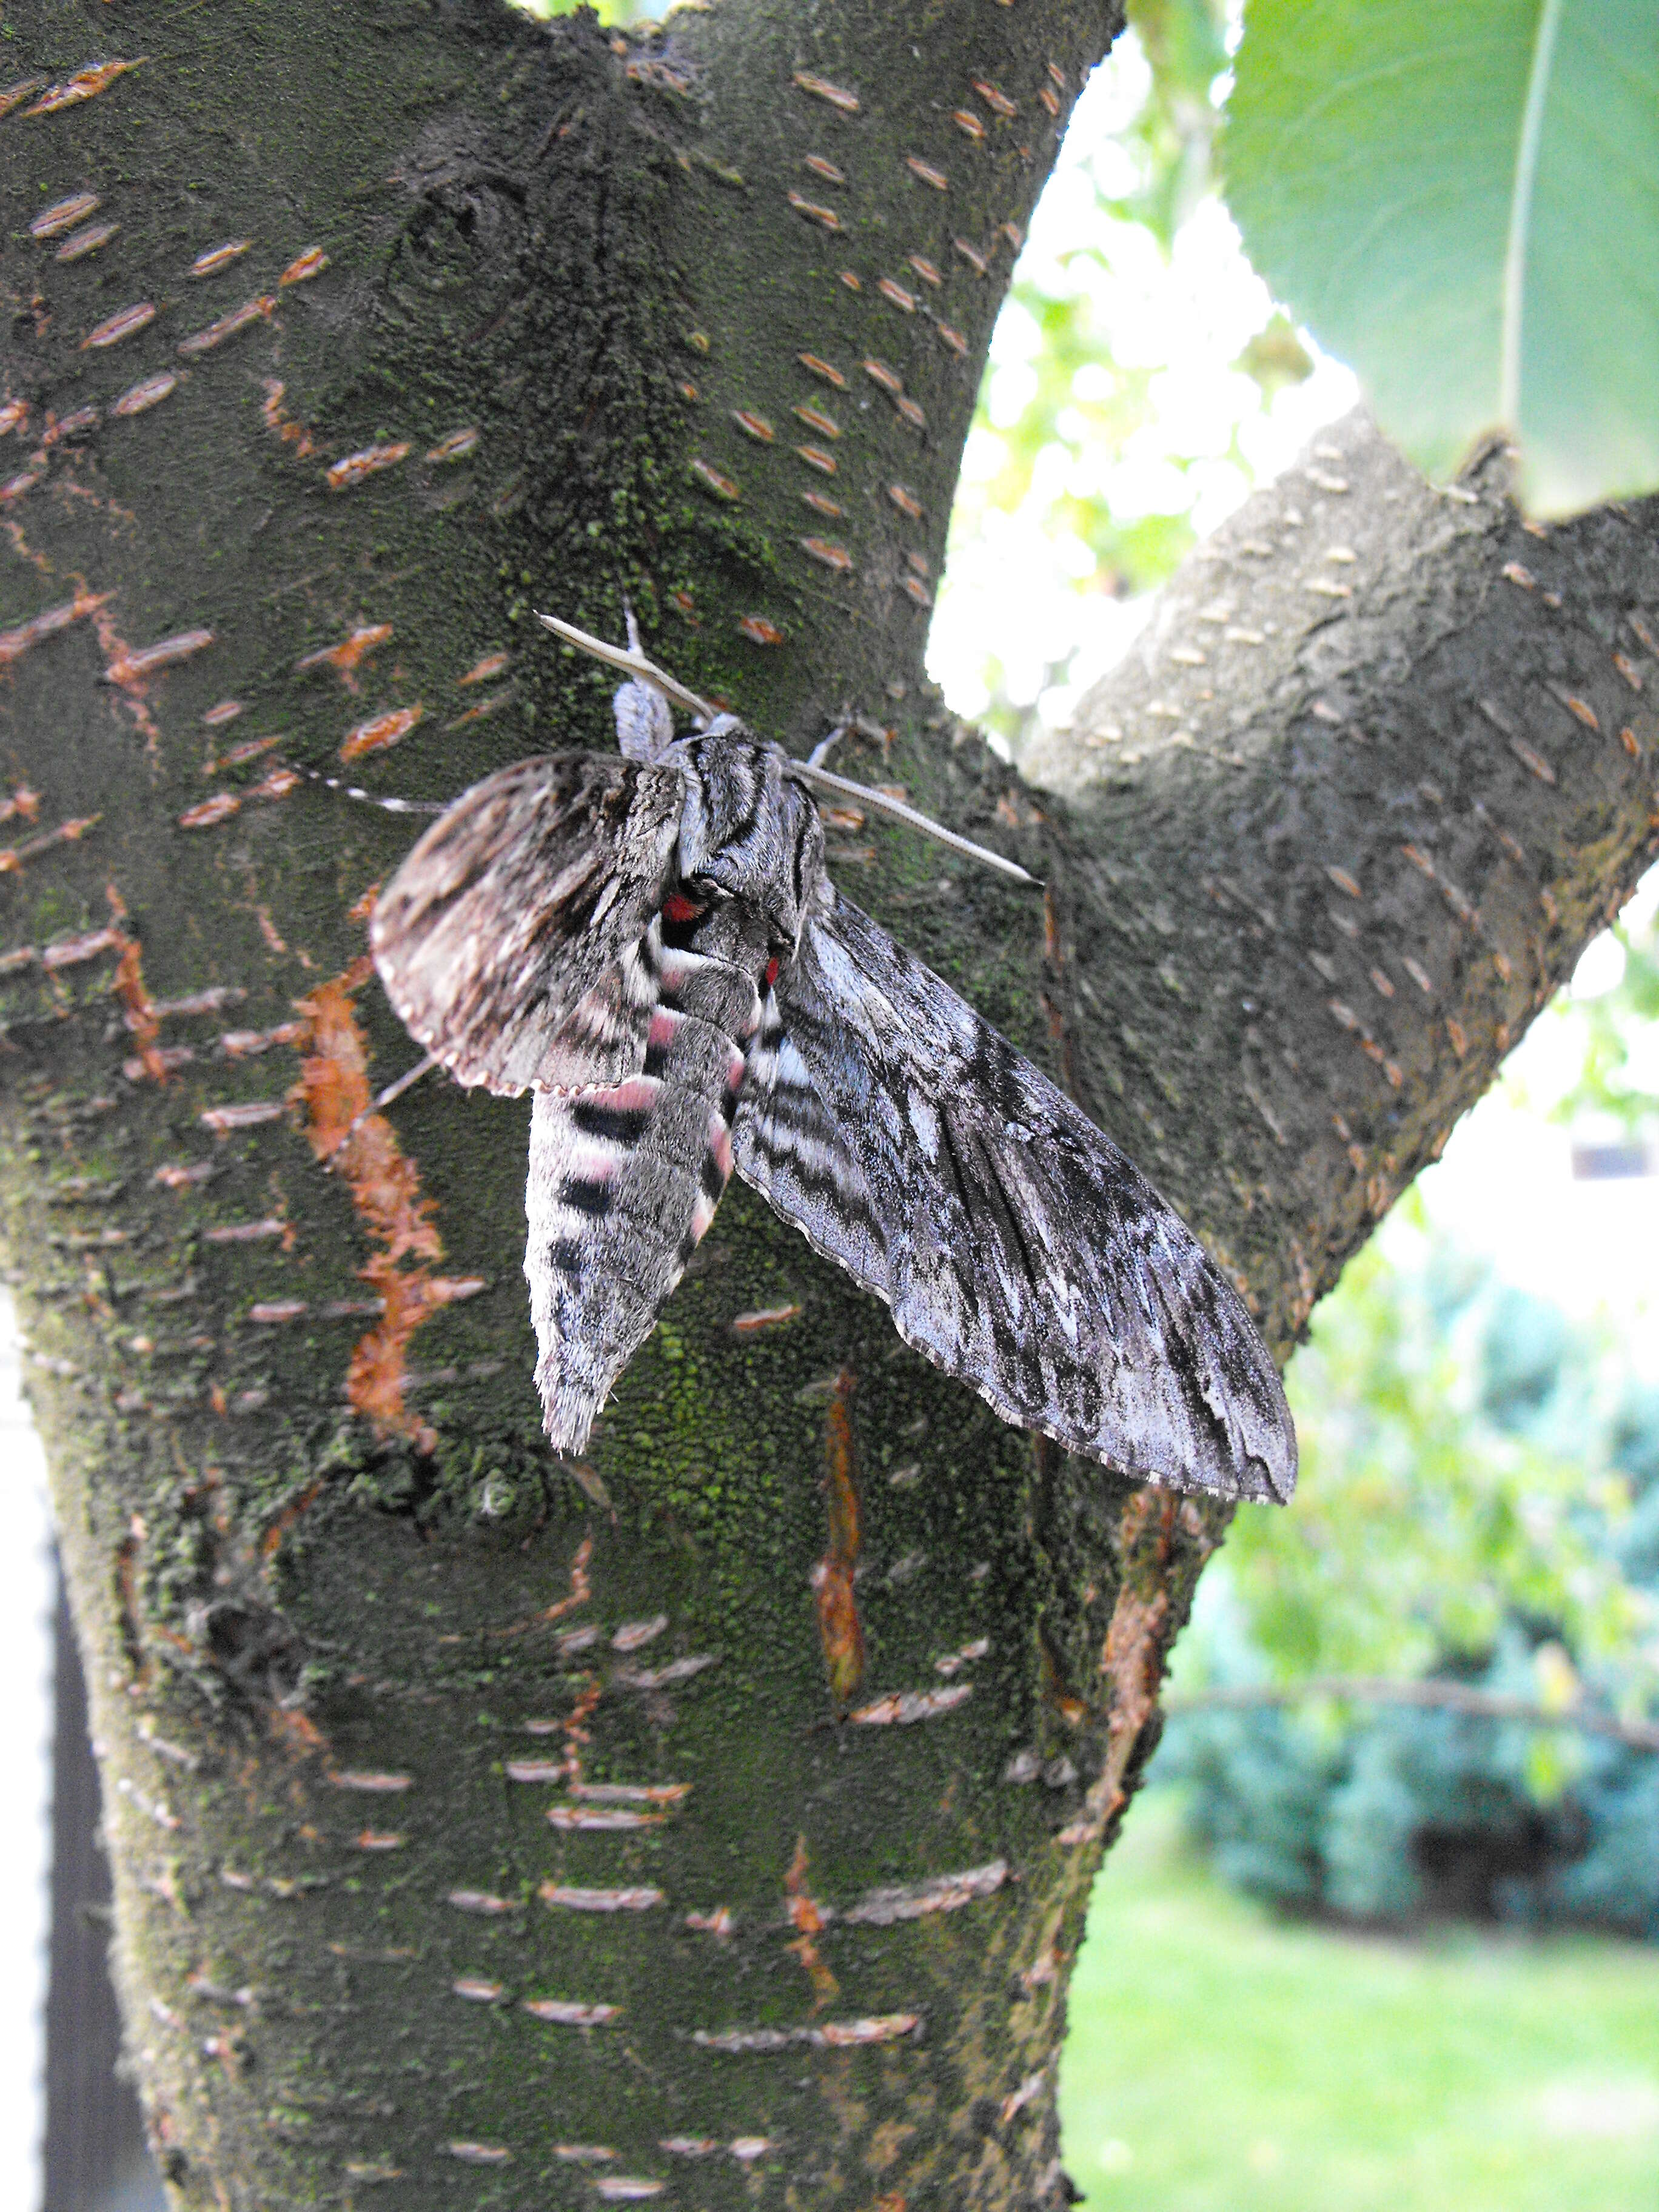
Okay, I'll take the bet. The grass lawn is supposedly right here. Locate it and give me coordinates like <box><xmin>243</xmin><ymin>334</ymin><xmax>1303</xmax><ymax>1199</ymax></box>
<box><xmin>1059</xmin><ymin>1792</ymin><xmax>1659</xmax><ymax>2212</ymax></box>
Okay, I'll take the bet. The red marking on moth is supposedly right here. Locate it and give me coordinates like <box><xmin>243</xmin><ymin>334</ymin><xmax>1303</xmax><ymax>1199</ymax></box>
<box><xmin>811</xmin><ymin>1367</ymin><xmax>865</xmax><ymax>1706</ymax></box>
<box><xmin>82</xmin><ymin>303</ymin><xmax>156</xmax><ymax>350</ymax></box>
<box><xmin>293</xmin><ymin>971</ymin><xmax>447</xmax><ymax>1452</ymax></box>
<box><xmin>297</xmin><ymin>623</ymin><xmax>392</xmax><ymax>682</ymax></box>
<box><xmin>784</xmin><ymin>1837</ymin><xmax>839</xmax><ymax>2003</ymax></box>
<box><xmin>905</xmin><ymin>156</ymin><xmax>949</xmax><ymax>190</ymax></box>
<box><xmin>340</xmin><ymin>705</ymin><xmax>423</xmax><ymax>761</ymax></box>
<box><xmin>327</xmin><ymin>442</ymin><xmax>410</xmax><ymax>491</ymax></box>
<box><xmin>646</xmin><ymin>1007</ymin><xmax>683</xmax><ymax>1053</ymax></box>
<box><xmin>763</xmin><ymin>954</ymin><xmax>782</xmax><ymax>988</ymax></box>
<box><xmin>189</xmin><ymin>240</ymin><xmax>251</xmax><ymax>279</ymax></box>
<box><xmin>26</xmin><ymin>59</ymin><xmax>144</xmax><ymax>115</ymax></box>
<box><xmin>792</xmin><ymin>71</ymin><xmax>859</xmax><ymax>113</ymax></box>
<box><xmin>279</xmin><ymin>247</ymin><xmax>329</xmax><ymax>287</ymax></box>
<box><xmin>662</xmin><ymin>890</ymin><xmax>703</xmax><ymax>925</ymax></box>
<box><xmin>0</xmin><ymin>587</ymin><xmax>107</xmax><ymax>667</ymax></box>
<box><xmin>738</xmin><ymin>615</ymin><xmax>783</xmax><ymax>646</ymax></box>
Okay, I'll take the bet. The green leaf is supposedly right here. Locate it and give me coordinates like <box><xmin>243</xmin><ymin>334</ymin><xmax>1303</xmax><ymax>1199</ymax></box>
<box><xmin>1224</xmin><ymin>1</ymin><xmax>1659</xmax><ymax>516</ymax></box>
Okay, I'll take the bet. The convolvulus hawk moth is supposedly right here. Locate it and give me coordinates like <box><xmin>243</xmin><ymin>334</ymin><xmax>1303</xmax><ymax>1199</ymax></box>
<box><xmin>370</xmin><ymin>619</ymin><xmax>1296</xmax><ymax>1503</ymax></box>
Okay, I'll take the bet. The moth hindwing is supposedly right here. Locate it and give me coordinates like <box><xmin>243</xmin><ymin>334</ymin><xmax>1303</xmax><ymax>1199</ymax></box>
<box><xmin>369</xmin><ymin>645</ymin><xmax>1296</xmax><ymax>1501</ymax></box>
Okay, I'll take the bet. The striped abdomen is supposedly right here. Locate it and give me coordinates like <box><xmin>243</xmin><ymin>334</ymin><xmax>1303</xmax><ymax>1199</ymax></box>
<box><xmin>522</xmin><ymin>893</ymin><xmax>767</xmax><ymax>1455</ymax></box>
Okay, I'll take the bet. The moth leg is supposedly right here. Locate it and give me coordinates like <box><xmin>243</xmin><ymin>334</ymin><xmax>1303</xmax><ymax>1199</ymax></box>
<box><xmin>319</xmin><ymin>1051</ymin><xmax>439</xmax><ymax>1171</ymax></box>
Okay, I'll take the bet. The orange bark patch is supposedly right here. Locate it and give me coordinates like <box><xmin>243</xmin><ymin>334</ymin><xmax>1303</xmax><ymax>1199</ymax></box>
<box><xmin>259</xmin><ymin>380</ymin><xmax>316</xmax><ymax>458</ymax></box>
<box><xmin>297</xmin><ymin>624</ymin><xmax>392</xmax><ymax>681</ymax></box>
<box><xmin>784</xmin><ymin>1836</ymin><xmax>839</xmax><ymax>2005</ymax></box>
<box><xmin>293</xmin><ymin>971</ymin><xmax>446</xmax><ymax>1451</ymax></box>
<box><xmin>811</xmin><ymin>1367</ymin><xmax>865</xmax><ymax>1706</ymax></box>
<box><xmin>340</xmin><ymin>705</ymin><xmax>422</xmax><ymax>761</ymax></box>
<box><xmin>109</xmin><ymin>897</ymin><xmax>167</xmax><ymax>1083</ymax></box>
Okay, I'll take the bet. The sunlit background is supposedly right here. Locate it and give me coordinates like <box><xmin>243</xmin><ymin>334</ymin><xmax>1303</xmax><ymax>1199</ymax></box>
<box><xmin>9</xmin><ymin>7</ymin><xmax>1657</xmax><ymax>2207</ymax></box>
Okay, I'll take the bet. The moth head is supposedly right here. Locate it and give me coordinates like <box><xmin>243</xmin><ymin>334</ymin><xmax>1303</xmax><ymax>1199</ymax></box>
<box><xmin>613</xmin><ymin>675</ymin><xmax>675</xmax><ymax>764</ymax></box>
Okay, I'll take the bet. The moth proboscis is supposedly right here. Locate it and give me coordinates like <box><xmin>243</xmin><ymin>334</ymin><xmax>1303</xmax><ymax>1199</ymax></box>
<box><xmin>369</xmin><ymin>617</ymin><xmax>1296</xmax><ymax>1504</ymax></box>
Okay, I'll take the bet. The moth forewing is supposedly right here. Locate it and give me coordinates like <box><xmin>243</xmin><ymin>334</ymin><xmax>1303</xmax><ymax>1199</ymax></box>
<box><xmin>369</xmin><ymin>752</ymin><xmax>683</xmax><ymax>1096</ymax></box>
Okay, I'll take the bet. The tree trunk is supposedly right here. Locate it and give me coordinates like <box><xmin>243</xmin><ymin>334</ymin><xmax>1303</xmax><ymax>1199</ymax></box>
<box><xmin>2</xmin><ymin>5</ymin><xmax>1655</xmax><ymax>2208</ymax></box>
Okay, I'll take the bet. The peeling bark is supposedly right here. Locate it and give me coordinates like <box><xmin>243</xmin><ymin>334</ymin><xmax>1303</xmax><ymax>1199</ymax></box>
<box><xmin>2</xmin><ymin>5</ymin><xmax>1657</xmax><ymax>2210</ymax></box>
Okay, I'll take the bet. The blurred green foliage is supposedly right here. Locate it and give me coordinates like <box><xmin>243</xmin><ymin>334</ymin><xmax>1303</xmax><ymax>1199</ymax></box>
<box><xmin>1225</xmin><ymin>0</ymin><xmax>1659</xmax><ymax>519</ymax></box>
<box><xmin>1226</xmin><ymin>1212</ymin><xmax>1649</xmax><ymax>1691</ymax></box>
<box><xmin>1546</xmin><ymin>891</ymin><xmax>1659</xmax><ymax>1141</ymax></box>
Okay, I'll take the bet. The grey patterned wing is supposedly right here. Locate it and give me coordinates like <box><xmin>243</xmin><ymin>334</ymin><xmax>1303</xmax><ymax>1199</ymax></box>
<box><xmin>371</xmin><ymin>753</ymin><xmax>683</xmax><ymax>1094</ymax></box>
<box><xmin>733</xmin><ymin>893</ymin><xmax>1296</xmax><ymax>1503</ymax></box>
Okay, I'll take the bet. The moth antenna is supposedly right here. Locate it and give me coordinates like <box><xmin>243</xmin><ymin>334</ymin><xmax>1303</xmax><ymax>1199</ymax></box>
<box><xmin>320</xmin><ymin>1051</ymin><xmax>440</xmax><ymax>1172</ymax></box>
<box><xmin>537</xmin><ymin>612</ymin><xmax>1036</xmax><ymax>882</ymax></box>
<box><xmin>537</xmin><ymin>612</ymin><xmax>716</xmax><ymax>721</ymax></box>
<box><xmin>793</xmin><ymin>760</ymin><xmax>1040</xmax><ymax>887</ymax></box>
<box><xmin>283</xmin><ymin>761</ymin><xmax>447</xmax><ymax>817</ymax></box>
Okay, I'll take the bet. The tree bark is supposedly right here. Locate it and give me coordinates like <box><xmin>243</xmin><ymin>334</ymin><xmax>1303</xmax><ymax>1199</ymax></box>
<box><xmin>2</xmin><ymin>5</ymin><xmax>1656</xmax><ymax>2210</ymax></box>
